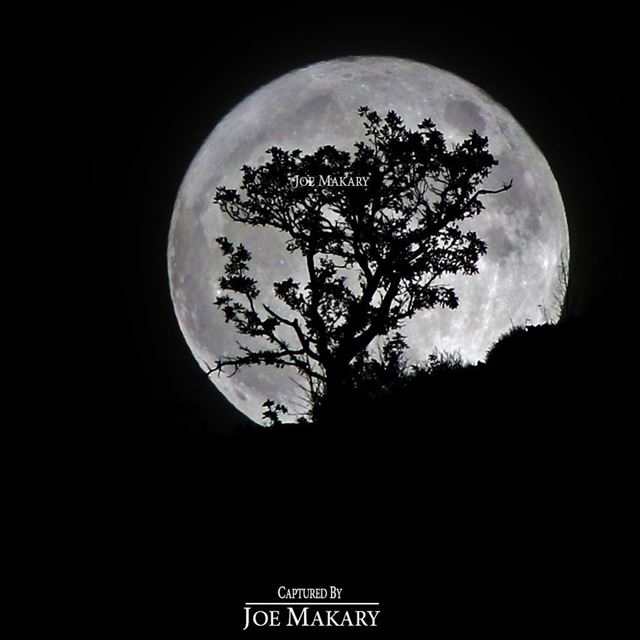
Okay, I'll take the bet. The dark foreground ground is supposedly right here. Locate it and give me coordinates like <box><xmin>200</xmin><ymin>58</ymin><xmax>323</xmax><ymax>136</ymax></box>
<box><xmin>61</xmin><ymin>285</ymin><xmax>633</xmax><ymax>637</ymax></box>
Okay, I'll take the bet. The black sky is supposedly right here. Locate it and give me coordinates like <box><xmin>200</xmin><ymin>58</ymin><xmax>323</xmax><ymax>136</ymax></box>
<box><xmin>63</xmin><ymin>5</ymin><xmax>635</xmax><ymax>444</ymax></box>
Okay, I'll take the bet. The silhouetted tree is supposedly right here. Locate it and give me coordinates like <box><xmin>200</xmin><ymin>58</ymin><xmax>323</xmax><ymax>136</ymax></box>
<box><xmin>211</xmin><ymin>107</ymin><xmax>511</xmax><ymax>418</ymax></box>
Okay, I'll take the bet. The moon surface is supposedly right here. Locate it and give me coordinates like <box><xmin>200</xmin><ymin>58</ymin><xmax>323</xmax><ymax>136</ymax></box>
<box><xmin>168</xmin><ymin>56</ymin><xmax>569</xmax><ymax>423</ymax></box>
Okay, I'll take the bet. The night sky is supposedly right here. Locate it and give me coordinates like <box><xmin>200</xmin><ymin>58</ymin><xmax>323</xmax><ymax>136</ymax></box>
<box><xmin>65</xmin><ymin>6</ymin><xmax>634</xmax><ymax>446</ymax></box>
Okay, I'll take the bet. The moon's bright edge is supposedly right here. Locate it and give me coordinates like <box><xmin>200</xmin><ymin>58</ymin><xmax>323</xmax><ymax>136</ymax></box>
<box><xmin>168</xmin><ymin>56</ymin><xmax>569</xmax><ymax>423</ymax></box>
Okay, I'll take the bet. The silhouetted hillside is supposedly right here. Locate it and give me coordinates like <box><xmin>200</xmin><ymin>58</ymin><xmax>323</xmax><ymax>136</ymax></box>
<box><xmin>233</xmin><ymin>282</ymin><xmax>631</xmax><ymax>468</ymax></box>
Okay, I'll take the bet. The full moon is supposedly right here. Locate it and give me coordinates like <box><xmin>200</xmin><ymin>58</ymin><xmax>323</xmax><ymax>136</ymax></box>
<box><xmin>168</xmin><ymin>56</ymin><xmax>569</xmax><ymax>422</ymax></box>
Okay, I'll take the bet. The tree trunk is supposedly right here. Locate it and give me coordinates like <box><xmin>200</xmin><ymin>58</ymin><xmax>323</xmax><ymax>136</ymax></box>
<box><xmin>317</xmin><ymin>360</ymin><xmax>351</xmax><ymax>425</ymax></box>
